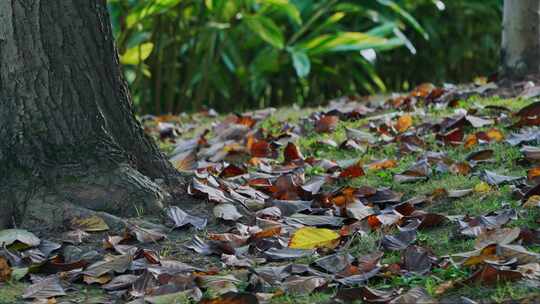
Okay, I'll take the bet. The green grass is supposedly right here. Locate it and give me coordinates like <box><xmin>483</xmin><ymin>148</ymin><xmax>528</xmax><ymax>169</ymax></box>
<box><xmin>254</xmin><ymin>96</ymin><xmax>539</xmax><ymax>303</ymax></box>
<box><xmin>270</xmin><ymin>291</ymin><xmax>334</xmax><ymax>304</ymax></box>
<box><xmin>0</xmin><ymin>282</ymin><xmax>26</xmax><ymax>304</ymax></box>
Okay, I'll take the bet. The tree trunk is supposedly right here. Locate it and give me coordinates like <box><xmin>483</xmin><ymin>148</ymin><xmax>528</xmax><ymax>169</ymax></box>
<box><xmin>0</xmin><ymin>0</ymin><xmax>181</xmax><ymax>230</ymax></box>
<box><xmin>501</xmin><ymin>0</ymin><xmax>540</xmax><ymax>77</ymax></box>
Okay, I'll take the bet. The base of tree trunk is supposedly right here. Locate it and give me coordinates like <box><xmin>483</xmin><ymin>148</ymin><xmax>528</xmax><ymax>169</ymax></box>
<box><xmin>0</xmin><ymin>164</ymin><xmax>184</xmax><ymax>231</ymax></box>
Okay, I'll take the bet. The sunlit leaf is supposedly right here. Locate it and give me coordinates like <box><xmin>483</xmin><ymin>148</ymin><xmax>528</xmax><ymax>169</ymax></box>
<box><xmin>244</xmin><ymin>15</ymin><xmax>285</xmax><ymax>49</ymax></box>
<box><xmin>289</xmin><ymin>227</ymin><xmax>340</xmax><ymax>249</ymax></box>
<box><xmin>120</xmin><ymin>42</ymin><xmax>154</xmax><ymax>65</ymax></box>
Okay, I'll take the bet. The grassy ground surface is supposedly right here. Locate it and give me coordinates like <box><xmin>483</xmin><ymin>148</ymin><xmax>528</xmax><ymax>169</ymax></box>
<box><xmin>1</xmin><ymin>96</ymin><xmax>538</xmax><ymax>303</ymax></box>
<box><xmin>184</xmin><ymin>96</ymin><xmax>538</xmax><ymax>303</ymax></box>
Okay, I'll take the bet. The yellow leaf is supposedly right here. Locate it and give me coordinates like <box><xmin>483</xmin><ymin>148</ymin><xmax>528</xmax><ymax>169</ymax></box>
<box><xmin>474</xmin><ymin>182</ymin><xmax>490</xmax><ymax>193</ymax></box>
<box><xmin>120</xmin><ymin>42</ymin><xmax>154</xmax><ymax>65</ymax></box>
<box><xmin>71</xmin><ymin>215</ymin><xmax>109</xmax><ymax>232</ymax></box>
<box><xmin>289</xmin><ymin>227</ymin><xmax>340</xmax><ymax>249</ymax></box>
<box><xmin>523</xmin><ymin>195</ymin><xmax>540</xmax><ymax>208</ymax></box>
<box><xmin>464</xmin><ymin>134</ymin><xmax>478</xmax><ymax>149</ymax></box>
<box><xmin>487</xmin><ymin>129</ymin><xmax>504</xmax><ymax>142</ymax></box>
<box><xmin>396</xmin><ymin>115</ymin><xmax>413</xmax><ymax>133</ymax></box>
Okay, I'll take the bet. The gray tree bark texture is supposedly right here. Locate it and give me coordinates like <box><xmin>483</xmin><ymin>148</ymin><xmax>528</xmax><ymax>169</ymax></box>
<box><xmin>0</xmin><ymin>1</ymin><xmax>182</xmax><ymax>230</ymax></box>
<box><xmin>502</xmin><ymin>0</ymin><xmax>540</xmax><ymax>77</ymax></box>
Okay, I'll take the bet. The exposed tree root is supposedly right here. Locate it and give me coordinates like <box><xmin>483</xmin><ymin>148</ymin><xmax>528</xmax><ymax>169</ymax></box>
<box><xmin>0</xmin><ymin>164</ymin><xmax>178</xmax><ymax>232</ymax></box>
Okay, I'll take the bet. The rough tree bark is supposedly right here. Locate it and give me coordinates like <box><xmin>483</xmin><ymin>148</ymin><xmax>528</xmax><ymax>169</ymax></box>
<box><xmin>0</xmin><ymin>0</ymin><xmax>182</xmax><ymax>230</ymax></box>
<box><xmin>502</xmin><ymin>0</ymin><xmax>540</xmax><ymax>77</ymax></box>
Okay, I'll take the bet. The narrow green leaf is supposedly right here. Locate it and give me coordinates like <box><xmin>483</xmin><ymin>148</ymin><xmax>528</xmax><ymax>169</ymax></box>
<box><xmin>377</xmin><ymin>0</ymin><xmax>428</xmax><ymax>40</ymax></box>
<box><xmin>290</xmin><ymin>49</ymin><xmax>311</xmax><ymax>78</ymax></box>
<box><xmin>259</xmin><ymin>0</ymin><xmax>302</xmax><ymax>25</ymax></box>
<box><xmin>244</xmin><ymin>15</ymin><xmax>285</xmax><ymax>49</ymax></box>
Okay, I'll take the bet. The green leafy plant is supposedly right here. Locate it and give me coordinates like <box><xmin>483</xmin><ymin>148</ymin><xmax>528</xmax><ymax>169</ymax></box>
<box><xmin>108</xmin><ymin>0</ymin><xmax>426</xmax><ymax>113</ymax></box>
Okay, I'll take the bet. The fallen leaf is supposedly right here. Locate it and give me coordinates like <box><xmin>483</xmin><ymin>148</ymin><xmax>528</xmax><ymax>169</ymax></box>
<box><xmin>282</xmin><ymin>275</ymin><xmax>327</xmax><ymax>294</ymax></box>
<box><xmin>165</xmin><ymin>206</ymin><xmax>207</xmax><ymax>230</ymax></box>
<box><xmin>528</xmin><ymin>167</ymin><xmax>540</xmax><ymax>181</ymax></box>
<box><xmin>170</xmin><ymin>149</ymin><xmax>197</xmax><ymax>171</ymax></box>
<box><xmin>464</xmin><ymin>264</ymin><xmax>522</xmax><ymax>285</ymax></box>
<box><xmin>368</xmin><ymin>159</ymin><xmax>397</xmax><ymax>171</ymax></box>
<box><xmin>289</xmin><ymin>227</ymin><xmax>340</xmax><ymax>249</ymax></box>
<box><xmin>83</xmin><ymin>274</ymin><xmax>111</xmax><ymax>285</ymax></box>
<box><xmin>523</xmin><ymin>195</ymin><xmax>540</xmax><ymax>208</ymax></box>
<box><xmin>396</xmin><ymin>115</ymin><xmax>413</xmax><ymax>132</ymax></box>
<box><xmin>474</xmin><ymin>228</ymin><xmax>521</xmax><ymax>249</ymax></box>
<box><xmin>264</xmin><ymin>248</ymin><xmax>315</xmax><ymax>260</ymax></box>
<box><xmin>382</xmin><ymin>230</ymin><xmax>416</xmax><ymax>251</ymax></box>
<box><xmin>466</xmin><ymin>149</ymin><xmax>494</xmax><ymax>163</ymax></box>
<box><xmin>474</xmin><ymin>182</ymin><xmax>490</xmax><ymax>193</ymax></box>
<box><xmin>315</xmin><ymin>115</ymin><xmax>339</xmax><ymax>133</ymax></box>
<box><xmin>283</xmin><ymin>142</ymin><xmax>303</xmax><ymax>163</ymax></box>
<box><xmin>83</xmin><ymin>254</ymin><xmax>133</xmax><ymax>277</ymax></box>
<box><xmin>285</xmin><ymin>214</ymin><xmax>344</xmax><ymax>227</ymax></box>
<box><xmin>339</xmin><ymin>163</ymin><xmax>365</xmax><ymax>179</ymax></box>
<box><xmin>220</xmin><ymin>164</ymin><xmax>247</xmax><ymax>178</ymax></box>
<box><xmin>464</xmin><ymin>134</ymin><xmax>478</xmax><ymax>148</ymax></box>
<box><xmin>199</xmin><ymin>292</ymin><xmax>259</xmax><ymax>304</ymax></box>
<box><xmin>522</xmin><ymin>145</ymin><xmax>540</xmax><ymax>161</ymax></box>
<box><xmin>0</xmin><ymin>229</ymin><xmax>40</xmax><ymax>247</ymax></box>
<box><xmin>390</xmin><ymin>287</ymin><xmax>434</xmax><ymax>304</ymax></box>
<box><xmin>71</xmin><ymin>215</ymin><xmax>109</xmax><ymax>232</ymax></box>
<box><xmin>147</xmin><ymin>288</ymin><xmax>203</xmax><ymax>304</ymax></box>
<box><xmin>315</xmin><ymin>253</ymin><xmax>354</xmax><ymax>274</ymax></box>
<box><xmin>214</xmin><ymin>204</ymin><xmax>243</xmax><ymax>221</ymax></box>
<box><xmin>0</xmin><ymin>257</ymin><xmax>11</xmax><ymax>282</ymax></box>
<box><xmin>22</xmin><ymin>276</ymin><xmax>66</xmax><ymax>299</ymax></box>
<box><xmin>483</xmin><ymin>170</ymin><xmax>522</xmax><ymax>185</ymax></box>
<box><xmin>486</xmin><ymin>128</ymin><xmax>504</xmax><ymax>142</ymax></box>
<box><xmin>131</xmin><ymin>226</ymin><xmax>166</xmax><ymax>243</ymax></box>
<box><xmin>102</xmin><ymin>274</ymin><xmax>138</xmax><ymax>291</ymax></box>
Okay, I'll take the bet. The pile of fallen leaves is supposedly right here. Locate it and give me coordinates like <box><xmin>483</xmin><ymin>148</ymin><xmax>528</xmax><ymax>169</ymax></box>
<box><xmin>1</xmin><ymin>80</ymin><xmax>540</xmax><ymax>303</ymax></box>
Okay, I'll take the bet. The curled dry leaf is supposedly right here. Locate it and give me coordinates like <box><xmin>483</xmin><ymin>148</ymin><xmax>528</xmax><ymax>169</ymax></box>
<box><xmin>0</xmin><ymin>229</ymin><xmax>40</xmax><ymax>247</ymax></box>
<box><xmin>283</xmin><ymin>142</ymin><xmax>303</xmax><ymax>163</ymax></box>
<box><xmin>214</xmin><ymin>204</ymin><xmax>243</xmax><ymax>221</ymax></box>
<box><xmin>170</xmin><ymin>149</ymin><xmax>197</xmax><ymax>171</ymax></box>
<box><xmin>165</xmin><ymin>206</ymin><xmax>207</xmax><ymax>230</ymax></box>
<box><xmin>523</xmin><ymin>195</ymin><xmax>540</xmax><ymax>208</ymax></box>
<box><xmin>131</xmin><ymin>226</ymin><xmax>166</xmax><ymax>243</ymax></box>
<box><xmin>464</xmin><ymin>264</ymin><xmax>522</xmax><ymax>286</ymax></box>
<box><xmin>395</xmin><ymin>115</ymin><xmax>413</xmax><ymax>133</ymax></box>
<box><xmin>315</xmin><ymin>115</ymin><xmax>339</xmax><ymax>133</ymax></box>
<box><xmin>474</xmin><ymin>227</ymin><xmax>521</xmax><ymax>249</ymax></box>
<box><xmin>339</xmin><ymin>163</ymin><xmax>365</xmax><ymax>179</ymax></box>
<box><xmin>368</xmin><ymin>159</ymin><xmax>397</xmax><ymax>171</ymax></box>
<box><xmin>0</xmin><ymin>257</ymin><xmax>11</xmax><ymax>282</ymax></box>
<box><xmin>522</xmin><ymin>145</ymin><xmax>540</xmax><ymax>161</ymax></box>
<box><xmin>382</xmin><ymin>230</ymin><xmax>416</xmax><ymax>251</ymax></box>
<box><xmin>83</xmin><ymin>254</ymin><xmax>133</xmax><ymax>277</ymax></box>
<box><xmin>71</xmin><ymin>215</ymin><xmax>109</xmax><ymax>232</ymax></box>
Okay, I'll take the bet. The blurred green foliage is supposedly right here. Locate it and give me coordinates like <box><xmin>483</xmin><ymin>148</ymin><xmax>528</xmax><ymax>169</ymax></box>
<box><xmin>376</xmin><ymin>0</ymin><xmax>502</xmax><ymax>91</ymax></box>
<box><xmin>107</xmin><ymin>0</ymin><xmax>502</xmax><ymax>114</ymax></box>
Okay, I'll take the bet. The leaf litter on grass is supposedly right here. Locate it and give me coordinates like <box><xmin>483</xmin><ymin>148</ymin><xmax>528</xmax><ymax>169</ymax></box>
<box><xmin>2</xmin><ymin>81</ymin><xmax>540</xmax><ymax>303</ymax></box>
